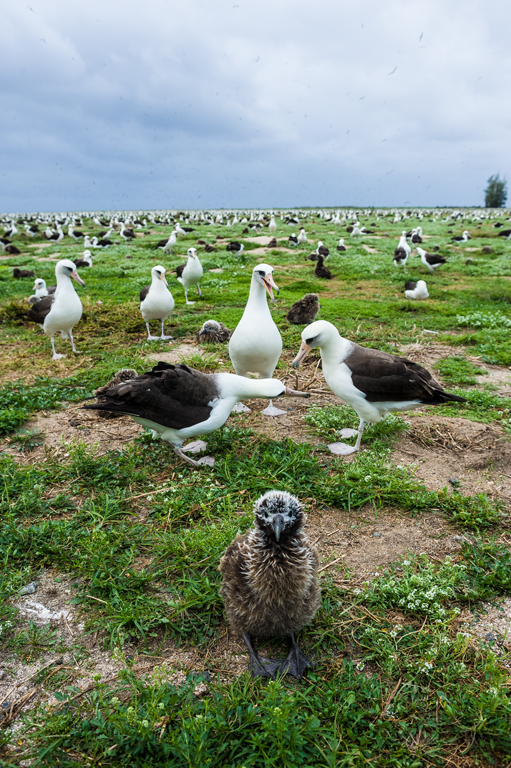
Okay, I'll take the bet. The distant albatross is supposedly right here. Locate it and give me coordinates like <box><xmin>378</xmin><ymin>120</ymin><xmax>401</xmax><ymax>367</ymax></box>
<box><xmin>292</xmin><ymin>320</ymin><xmax>466</xmax><ymax>455</ymax></box>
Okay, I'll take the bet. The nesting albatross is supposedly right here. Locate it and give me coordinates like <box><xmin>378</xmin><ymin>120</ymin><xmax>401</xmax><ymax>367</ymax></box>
<box><xmin>292</xmin><ymin>320</ymin><xmax>466</xmax><ymax>455</ymax></box>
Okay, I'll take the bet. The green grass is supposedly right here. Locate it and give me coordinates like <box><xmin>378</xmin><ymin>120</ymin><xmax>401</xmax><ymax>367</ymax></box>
<box><xmin>1</xmin><ymin>208</ymin><xmax>511</xmax><ymax>765</ymax></box>
<box><xmin>434</xmin><ymin>355</ymin><xmax>487</xmax><ymax>386</ymax></box>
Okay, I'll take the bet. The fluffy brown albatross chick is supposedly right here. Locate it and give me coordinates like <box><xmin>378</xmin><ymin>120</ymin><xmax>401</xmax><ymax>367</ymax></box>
<box><xmin>220</xmin><ymin>491</ymin><xmax>320</xmax><ymax>679</ymax></box>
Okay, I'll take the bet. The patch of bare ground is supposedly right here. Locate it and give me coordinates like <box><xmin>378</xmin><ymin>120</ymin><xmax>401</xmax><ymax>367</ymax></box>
<box><xmin>391</xmin><ymin>413</ymin><xmax>511</xmax><ymax>501</ymax></box>
<box><xmin>308</xmin><ymin>505</ymin><xmax>459</xmax><ymax>583</ymax></box>
<box><xmin>459</xmin><ymin>594</ymin><xmax>511</xmax><ymax>663</ymax></box>
<box><xmin>0</xmin><ymin>407</ymin><xmax>140</xmax><ymax>462</ymax></box>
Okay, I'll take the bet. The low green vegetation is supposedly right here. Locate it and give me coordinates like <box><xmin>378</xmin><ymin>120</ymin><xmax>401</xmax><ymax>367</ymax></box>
<box><xmin>1</xmin><ymin>208</ymin><xmax>511</xmax><ymax>765</ymax></box>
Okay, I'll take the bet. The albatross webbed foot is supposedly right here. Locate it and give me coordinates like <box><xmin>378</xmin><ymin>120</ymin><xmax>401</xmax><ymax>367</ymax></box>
<box><xmin>328</xmin><ymin>420</ymin><xmax>365</xmax><ymax>455</ymax></box>
<box><xmin>261</xmin><ymin>401</ymin><xmax>287</xmax><ymax>417</ymax></box>
<box><xmin>173</xmin><ymin>446</ymin><xmax>208</xmax><ymax>468</ymax></box>
<box><xmin>327</xmin><ymin>442</ymin><xmax>357</xmax><ymax>455</ymax></box>
<box><xmin>231</xmin><ymin>402</ymin><xmax>251</xmax><ymax>413</ymax></box>
<box><xmin>242</xmin><ymin>633</ymin><xmax>283</xmax><ymax>680</ymax></box>
<box><xmin>278</xmin><ymin>633</ymin><xmax>314</xmax><ymax>679</ymax></box>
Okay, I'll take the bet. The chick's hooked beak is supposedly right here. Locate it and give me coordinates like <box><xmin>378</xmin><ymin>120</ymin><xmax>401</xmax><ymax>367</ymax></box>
<box><xmin>159</xmin><ymin>272</ymin><xmax>168</xmax><ymax>286</ymax></box>
<box><xmin>71</xmin><ymin>270</ymin><xmax>85</xmax><ymax>287</ymax></box>
<box><xmin>262</xmin><ymin>272</ymin><xmax>279</xmax><ymax>303</ymax></box>
<box><xmin>292</xmin><ymin>342</ymin><xmax>311</xmax><ymax>369</ymax></box>
<box><xmin>272</xmin><ymin>513</ymin><xmax>284</xmax><ymax>542</ymax></box>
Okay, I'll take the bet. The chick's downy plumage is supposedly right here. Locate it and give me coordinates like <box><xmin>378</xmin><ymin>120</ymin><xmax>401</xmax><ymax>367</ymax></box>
<box><xmin>196</xmin><ymin>319</ymin><xmax>231</xmax><ymax>343</ymax></box>
<box><xmin>286</xmin><ymin>293</ymin><xmax>320</xmax><ymax>325</ymax></box>
<box><xmin>220</xmin><ymin>491</ymin><xmax>320</xmax><ymax>678</ymax></box>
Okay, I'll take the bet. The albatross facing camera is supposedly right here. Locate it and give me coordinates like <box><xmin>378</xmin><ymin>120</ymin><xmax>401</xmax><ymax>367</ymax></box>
<box><xmin>220</xmin><ymin>490</ymin><xmax>320</xmax><ymax>679</ymax></box>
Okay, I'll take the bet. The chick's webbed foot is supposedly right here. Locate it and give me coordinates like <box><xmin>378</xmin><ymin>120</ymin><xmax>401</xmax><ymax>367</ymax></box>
<box><xmin>278</xmin><ymin>633</ymin><xmax>314</xmax><ymax>679</ymax></box>
<box><xmin>242</xmin><ymin>633</ymin><xmax>283</xmax><ymax>680</ymax></box>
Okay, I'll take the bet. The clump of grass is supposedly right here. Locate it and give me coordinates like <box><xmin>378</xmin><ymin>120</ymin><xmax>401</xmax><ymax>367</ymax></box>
<box><xmin>178</xmin><ymin>351</ymin><xmax>222</xmax><ymax>372</ymax></box>
<box><xmin>456</xmin><ymin>311</ymin><xmax>511</xmax><ymax>329</ymax></box>
<box><xmin>434</xmin><ymin>356</ymin><xmax>487</xmax><ymax>386</ymax></box>
<box><xmin>304</xmin><ymin>404</ymin><xmax>407</xmax><ymax>443</ymax></box>
<box><xmin>5</xmin><ymin>428</ymin><xmax>45</xmax><ymax>452</ymax></box>
<box><xmin>361</xmin><ymin>554</ymin><xmax>466</xmax><ymax>621</ymax></box>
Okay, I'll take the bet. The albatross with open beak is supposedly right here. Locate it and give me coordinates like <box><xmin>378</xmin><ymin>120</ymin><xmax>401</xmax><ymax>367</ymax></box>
<box><xmin>229</xmin><ymin>264</ymin><xmax>284</xmax><ymax>416</ymax></box>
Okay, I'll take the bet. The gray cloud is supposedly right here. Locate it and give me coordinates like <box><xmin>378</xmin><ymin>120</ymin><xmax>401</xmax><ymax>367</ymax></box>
<box><xmin>1</xmin><ymin>0</ymin><xmax>509</xmax><ymax>211</ymax></box>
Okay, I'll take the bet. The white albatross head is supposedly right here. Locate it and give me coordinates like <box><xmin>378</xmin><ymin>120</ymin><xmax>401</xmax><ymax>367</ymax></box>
<box><xmin>252</xmin><ymin>263</ymin><xmax>279</xmax><ymax>302</ymax></box>
<box><xmin>151</xmin><ymin>265</ymin><xmax>168</xmax><ymax>286</ymax></box>
<box><xmin>55</xmin><ymin>259</ymin><xmax>85</xmax><ymax>286</ymax></box>
<box><xmin>292</xmin><ymin>320</ymin><xmax>340</xmax><ymax>368</ymax></box>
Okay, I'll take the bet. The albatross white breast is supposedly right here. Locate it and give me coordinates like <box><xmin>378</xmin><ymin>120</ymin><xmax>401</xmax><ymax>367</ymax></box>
<box><xmin>229</xmin><ymin>263</ymin><xmax>284</xmax><ymax>416</ymax></box>
<box><xmin>38</xmin><ymin>259</ymin><xmax>85</xmax><ymax>360</ymax></box>
<box><xmin>175</xmin><ymin>248</ymin><xmax>203</xmax><ymax>305</ymax></box>
<box><xmin>292</xmin><ymin>320</ymin><xmax>466</xmax><ymax>455</ymax></box>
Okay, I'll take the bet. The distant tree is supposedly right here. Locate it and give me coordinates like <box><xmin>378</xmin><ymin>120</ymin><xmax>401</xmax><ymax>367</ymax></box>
<box><xmin>484</xmin><ymin>174</ymin><xmax>508</xmax><ymax>208</ymax></box>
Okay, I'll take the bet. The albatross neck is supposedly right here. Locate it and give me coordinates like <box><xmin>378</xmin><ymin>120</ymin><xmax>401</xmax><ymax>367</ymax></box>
<box><xmin>318</xmin><ymin>333</ymin><xmax>352</xmax><ymax>367</ymax></box>
<box><xmin>246</xmin><ymin>276</ymin><xmax>271</xmax><ymax>314</ymax></box>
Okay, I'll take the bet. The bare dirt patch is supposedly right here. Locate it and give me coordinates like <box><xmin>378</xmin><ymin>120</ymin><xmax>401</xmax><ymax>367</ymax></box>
<box><xmin>307</xmin><ymin>506</ymin><xmax>460</xmax><ymax>583</ymax></box>
<box><xmin>399</xmin><ymin>340</ymin><xmax>511</xmax><ymax>396</ymax></box>
<box><xmin>0</xmin><ymin>407</ymin><xmax>140</xmax><ymax>462</ymax></box>
<box><xmin>392</xmin><ymin>413</ymin><xmax>511</xmax><ymax>500</ymax></box>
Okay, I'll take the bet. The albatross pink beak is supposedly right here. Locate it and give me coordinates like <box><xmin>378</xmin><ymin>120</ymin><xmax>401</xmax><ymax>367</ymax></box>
<box><xmin>159</xmin><ymin>273</ymin><xmax>168</xmax><ymax>286</ymax></box>
<box><xmin>71</xmin><ymin>269</ymin><xmax>85</xmax><ymax>287</ymax></box>
<box><xmin>292</xmin><ymin>342</ymin><xmax>311</xmax><ymax>369</ymax></box>
<box><xmin>284</xmin><ymin>386</ymin><xmax>310</xmax><ymax>398</ymax></box>
<box><xmin>262</xmin><ymin>273</ymin><xmax>279</xmax><ymax>303</ymax></box>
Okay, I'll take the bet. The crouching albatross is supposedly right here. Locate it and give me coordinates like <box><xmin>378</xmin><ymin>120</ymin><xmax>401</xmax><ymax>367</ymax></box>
<box><xmin>83</xmin><ymin>362</ymin><xmax>309</xmax><ymax>467</ymax></box>
<box><xmin>220</xmin><ymin>490</ymin><xmax>320</xmax><ymax>679</ymax></box>
<box><xmin>292</xmin><ymin>320</ymin><xmax>466</xmax><ymax>455</ymax></box>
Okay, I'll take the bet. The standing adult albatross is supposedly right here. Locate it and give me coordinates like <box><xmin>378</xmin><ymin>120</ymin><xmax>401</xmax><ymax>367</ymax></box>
<box><xmin>292</xmin><ymin>320</ymin><xmax>466</xmax><ymax>455</ymax></box>
<box><xmin>229</xmin><ymin>264</ymin><xmax>284</xmax><ymax>416</ymax></box>
<box><xmin>30</xmin><ymin>259</ymin><xmax>85</xmax><ymax>360</ymax></box>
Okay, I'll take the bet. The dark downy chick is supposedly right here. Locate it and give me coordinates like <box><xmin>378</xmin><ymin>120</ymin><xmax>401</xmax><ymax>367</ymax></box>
<box><xmin>13</xmin><ymin>267</ymin><xmax>35</xmax><ymax>278</ymax></box>
<box><xmin>286</xmin><ymin>293</ymin><xmax>320</xmax><ymax>325</ymax></box>
<box><xmin>220</xmin><ymin>490</ymin><xmax>320</xmax><ymax>679</ymax></box>
<box><xmin>196</xmin><ymin>319</ymin><xmax>232</xmax><ymax>343</ymax></box>
<box><xmin>313</xmin><ymin>255</ymin><xmax>333</xmax><ymax>279</ymax></box>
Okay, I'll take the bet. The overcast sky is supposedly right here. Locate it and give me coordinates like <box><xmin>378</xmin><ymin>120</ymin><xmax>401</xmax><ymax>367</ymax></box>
<box><xmin>1</xmin><ymin>0</ymin><xmax>509</xmax><ymax>212</ymax></box>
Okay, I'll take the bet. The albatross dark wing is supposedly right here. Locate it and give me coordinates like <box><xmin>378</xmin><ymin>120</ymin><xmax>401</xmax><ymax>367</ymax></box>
<box><xmin>139</xmin><ymin>285</ymin><xmax>150</xmax><ymax>302</ymax></box>
<box><xmin>27</xmin><ymin>295</ymin><xmax>54</xmax><ymax>324</ymax></box>
<box><xmin>83</xmin><ymin>362</ymin><xmax>219</xmax><ymax>429</ymax></box>
<box><xmin>175</xmin><ymin>264</ymin><xmax>185</xmax><ymax>278</ymax></box>
<box><xmin>346</xmin><ymin>344</ymin><xmax>466</xmax><ymax>405</ymax></box>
